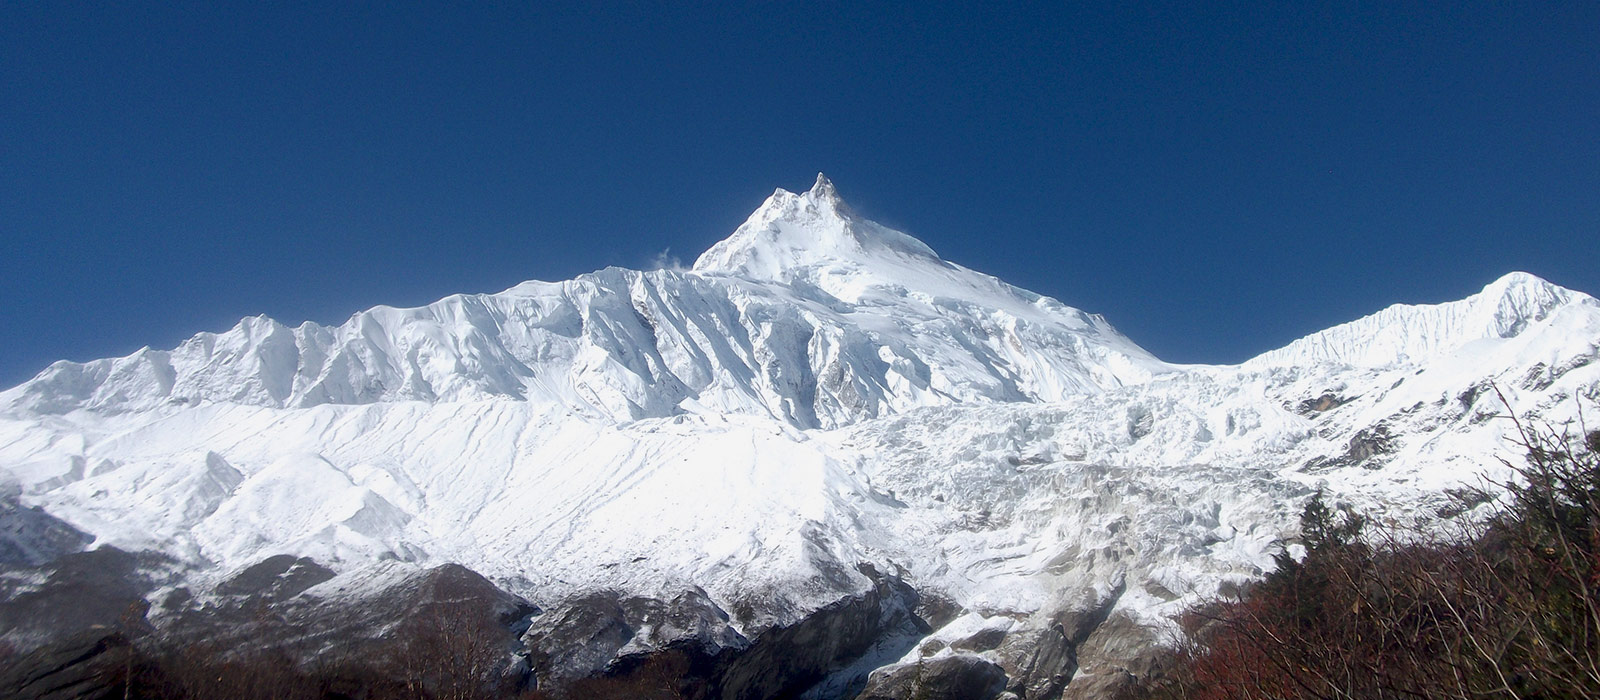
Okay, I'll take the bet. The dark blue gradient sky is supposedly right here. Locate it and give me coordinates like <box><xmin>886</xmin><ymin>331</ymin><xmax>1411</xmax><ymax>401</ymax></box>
<box><xmin>4</xmin><ymin>3</ymin><xmax>1597</xmax><ymax>385</ymax></box>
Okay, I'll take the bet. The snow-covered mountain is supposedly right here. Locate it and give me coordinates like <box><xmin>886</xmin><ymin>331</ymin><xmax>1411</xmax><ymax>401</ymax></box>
<box><xmin>1247</xmin><ymin>270</ymin><xmax>1587</xmax><ymax>369</ymax></box>
<box><xmin>6</xmin><ymin>174</ymin><xmax>1162</xmax><ymax>431</ymax></box>
<box><xmin>2</xmin><ymin>175</ymin><xmax>1598</xmax><ymax>699</ymax></box>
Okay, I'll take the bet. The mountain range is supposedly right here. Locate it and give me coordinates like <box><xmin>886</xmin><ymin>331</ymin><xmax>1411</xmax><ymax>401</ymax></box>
<box><xmin>3</xmin><ymin>174</ymin><xmax>1597</xmax><ymax>699</ymax></box>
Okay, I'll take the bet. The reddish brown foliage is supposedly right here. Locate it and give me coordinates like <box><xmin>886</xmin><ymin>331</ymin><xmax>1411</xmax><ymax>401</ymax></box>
<box><xmin>1133</xmin><ymin>407</ymin><xmax>1600</xmax><ymax>700</ymax></box>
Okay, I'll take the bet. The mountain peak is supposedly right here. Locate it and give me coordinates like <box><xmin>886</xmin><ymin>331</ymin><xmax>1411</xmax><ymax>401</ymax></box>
<box><xmin>758</xmin><ymin>171</ymin><xmax>849</xmax><ymax>223</ymax></box>
<box><xmin>1483</xmin><ymin>270</ymin><xmax>1558</xmax><ymax>299</ymax></box>
<box><xmin>692</xmin><ymin>174</ymin><xmax>941</xmax><ymax>280</ymax></box>
<box><xmin>808</xmin><ymin>172</ymin><xmax>839</xmax><ymax>202</ymax></box>
<box><xmin>1248</xmin><ymin>270</ymin><xmax>1594</xmax><ymax>368</ymax></box>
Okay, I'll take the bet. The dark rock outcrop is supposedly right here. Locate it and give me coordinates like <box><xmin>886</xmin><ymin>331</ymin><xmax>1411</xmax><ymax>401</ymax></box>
<box><xmin>1125</xmin><ymin>407</ymin><xmax>1154</xmax><ymax>441</ymax></box>
<box><xmin>0</xmin><ymin>547</ymin><xmax>155</xmax><ymax>654</ymax></box>
<box><xmin>0</xmin><ymin>629</ymin><xmax>139</xmax><ymax>700</ymax></box>
<box><xmin>1345</xmin><ymin>424</ymin><xmax>1394</xmax><ymax>464</ymax></box>
<box><xmin>165</xmin><ymin>560</ymin><xmax>538</xmax><ymax>663</ymax></box>
<box><xmin>717</xmin><ymin>569</ymin><xmax>926</xmax><ymax>699</ymax></box>
<box><xmin>0</xmin><ymin>494</ymin><xmax>92</xmax><ymax>567</ymax></box>
<box><xmin>1296</xmin><ymin>392</ymin><xmax>1350</xmax><ymax>415</ymax></box>
<box><xmin>855</xmin><ymin>654</ymin><xmax>1008</xmax><ymax>700</ymax></box>
<box><xmin>530</xmin><ymin>565</ymin><xmax>928</xmax><ymax>700</ymax></box>
<box><xmin>213</xmin><ymin>554</ymin><xmax>335</xmax><ymax>602</ymax></box>
<box><xmin>1060</xmin><ymin>613</ymin><xmax>1160</xmax><ymax>700</ymax></box>
<box><xmin>992</xmin><ymin>583</ymin><xmax>1125</xmax><ymax>699</ymax></box>
<box><xmin>1303</xmin><ymin>423</ymin><xmax>1396</xmax><ymax>472</ymax></box>
<box><xmin>1013</xmin><ymin>624</ymin><xmax>1074</xmax><ymax>699</ymax></box>
<box><xmin>3</xmin><ymin>547</ymin><xmax>941</xmax><ymax>700</ymax></box>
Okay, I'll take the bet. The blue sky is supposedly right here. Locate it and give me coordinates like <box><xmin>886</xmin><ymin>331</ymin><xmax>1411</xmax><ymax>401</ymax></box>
<box><xmin>4</xmin><ymin>3</ymin><xmax>1597</xmax><ymax>385</ymax></box>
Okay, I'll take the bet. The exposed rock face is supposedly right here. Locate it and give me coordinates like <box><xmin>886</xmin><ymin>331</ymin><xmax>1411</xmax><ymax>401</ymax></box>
<box><xmin>714</xmin><ymin>570</ymin><xmax>926</xmax><ymax>699</ymax></box>
<box><xmin>160</xmin><ymin>560</ymin><xmax>539</xmax><ymax>664</ymax></box>
<box><xmin>1296</xmin><ymin>392</ymin><xmax>1350</xmax><ymax>415</ymax></box>
<box><xmin>0</xmin><ymin>547</ymin><xmax>156</xmax><ymax>654</ymax></box>
<box><xmin>1011</xmin><ymin>625</ymin><xmax>1074</xmax><ymax>699</ymax></box>
<box><xmin>1302</xmin><ymin>421</ymin><xmax>1397</xmax><ymax>472</ymax></box>
<box><xmin>212</xmin><ymin>553</ymin><xmax>335</xmax><ymax>601</ymax></box>
<box><xmin>528</xmin><ymin>565</ymin><xmax>928</xmax><ymax>699</ymax></box>
<box><xmin>0</xmin><ymin>547</ymin><xmax>169</xmax><ymax>700</ymax></box>
<box><xmin>1060</xmin><ymin>614</ymin><xmax>1161</xmax><ymax>700</ymax></box>
<box><xmin>526</xmin><ymin>592</ymin><xmax>647</xmax><ymax>686</ymax></box>
<box><xmin>1</xmin><ymin>551</ymin><xmax>543</xmax><ymax>699</ymax></box>
<box><xmin>0</xmin><ymin>629</ymin><xmax>138</xmax><ymax>700</ymax></box>
<box><xmin>0</xmin><ymin>493</ymin><xmax>91</xmax><ymax>567</ymax></box>
<box><xmin>1345</xmin><ymin>424</ymin><xmax>1394</xmax><ymax>464</ymax></box>
<box><xmin>523</xmin><ymin>587</ymin><xmax>754</xmax><ymax>690</ymax></box>
<box><xmin>977</xmin><ymin>585</ymin><xmax>1124</xmax><ymax>700</ymax></box>
<box><xmin>0</xmin><ymin>545</ymin><xmax>937</xmax><ymax>700</ymax></box>
<box><xmin>855</xmin><ymin>655</ymin><xmax>1009</xmax><ymax>700</ymax></box>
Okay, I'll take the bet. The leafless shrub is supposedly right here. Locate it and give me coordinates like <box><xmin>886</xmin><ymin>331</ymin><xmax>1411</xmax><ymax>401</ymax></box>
<box><xmin>1130</xmin><ymin>395</ymin><xmax>1600</xmax><ymax>699</ymax></box>
<box><xmin>386</xmin><ymin>600</ymin><xmax>517</xmax><ymax>700</ymax></box>
<box><xmin>556</xmin><ymin>650</ymin><xmax>691</xmax><ymax>700</ymax></box>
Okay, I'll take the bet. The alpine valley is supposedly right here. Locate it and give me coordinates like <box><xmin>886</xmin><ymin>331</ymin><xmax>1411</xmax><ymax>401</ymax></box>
<box><xmin>3</xmin><ymin>175</ymin><xmax>1598</xmax><ymax>699</ymax></box>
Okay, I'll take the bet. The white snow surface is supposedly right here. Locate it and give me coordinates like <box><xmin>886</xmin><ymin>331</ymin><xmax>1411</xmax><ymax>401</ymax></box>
<box><xmin>5</xmin><ymin>178</ymin><xmax>1163</xmax><ymax>432</ymax></box>
<box><xmin>1247</xmin><ymin>271</ymin><xmax>1589</xmax><ymax>369</ymax></box>
<box><xmin>3</xmin><ymin>175</ymin><xmax>1599</xmax><ymax>654</ymax></box>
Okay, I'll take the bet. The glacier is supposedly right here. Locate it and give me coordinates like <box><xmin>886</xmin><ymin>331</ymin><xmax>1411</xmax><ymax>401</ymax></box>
<box><xmin>2</xmin><ymin>174</ymin><xmax>1598</xmax><ymax>698</ymax></box>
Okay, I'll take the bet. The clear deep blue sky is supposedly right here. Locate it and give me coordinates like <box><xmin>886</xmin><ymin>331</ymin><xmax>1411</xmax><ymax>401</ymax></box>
<box><xmin>4</xmin><ymin>3</ymin><xmax>1597</xmax><ymax>386</ymax></box>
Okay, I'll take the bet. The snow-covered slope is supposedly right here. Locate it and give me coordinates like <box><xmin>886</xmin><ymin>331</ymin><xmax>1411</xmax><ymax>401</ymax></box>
<box><xmin>3</xmin><ymin>175</ymin><xmax>1164</xmax><ymax>431</ymax></box>
<box><xmin>694</xmin><ymin>173</ymin><xmax>943</xmax><ymax>282</ymax></box>
<box><xmin>2</xmin><ymin>175</ymin><xmax>1597</xmax><ymax>697</ymax></box>
<box><xmin>1247</xmin><ymin>271</ymin><xmax>1591</xmax><ymax>368</ymax></box>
